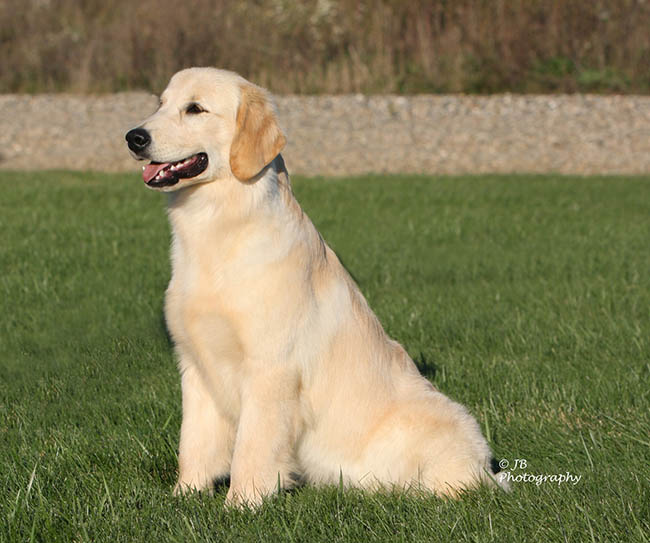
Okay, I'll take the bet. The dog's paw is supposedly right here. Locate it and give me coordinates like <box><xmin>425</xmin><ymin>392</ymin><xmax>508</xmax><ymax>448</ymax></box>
<box><xmin>173</xmin><ymin>482</ymin><xmax>187</xmax><ymax>496</ymax></box>
<box><xmin>173</xmin><ymin>480</ymin><xmax>213</xmax><ymax>497</ymax></box>
<box><xmin>224</xmin><ymin>487</ymin><xmax>265</xmax><ymax>510</ymax></box>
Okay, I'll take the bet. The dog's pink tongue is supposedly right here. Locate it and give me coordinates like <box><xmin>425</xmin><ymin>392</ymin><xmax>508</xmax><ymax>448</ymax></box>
<box><xmin>142</xmin><ymin>162</ymin><xmax>169</xmax><ymax>183</ymax></box>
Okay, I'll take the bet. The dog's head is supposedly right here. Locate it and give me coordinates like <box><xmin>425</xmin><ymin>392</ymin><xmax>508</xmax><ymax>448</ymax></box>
<box><xmin>125</xmin><ymin>68</ymin><xmax>286</xmax><ymax>191</ymax></box>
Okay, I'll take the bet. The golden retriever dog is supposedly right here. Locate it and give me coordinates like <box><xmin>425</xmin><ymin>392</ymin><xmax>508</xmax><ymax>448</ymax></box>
<box><xmin>125</xmin><ymin>67</ymin><xmax>507</xmax><ymax>507</ymax></box>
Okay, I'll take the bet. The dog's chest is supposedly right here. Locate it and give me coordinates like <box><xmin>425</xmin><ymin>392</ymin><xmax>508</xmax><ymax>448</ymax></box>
<box><xmin>165</xmin><ymin>269</ymin><xmax>244</xmax><ymax>357</ymax></box>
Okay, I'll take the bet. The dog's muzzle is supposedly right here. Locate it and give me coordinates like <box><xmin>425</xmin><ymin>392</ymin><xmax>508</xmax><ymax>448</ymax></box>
<box><xmin>125</xmin><ymin>127</ymin><xmax>209</xmax><ymax>188</ymax></box>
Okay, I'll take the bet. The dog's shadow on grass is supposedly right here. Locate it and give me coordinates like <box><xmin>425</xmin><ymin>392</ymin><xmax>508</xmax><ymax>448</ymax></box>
<box><xmin>413</xmin><ymin>353</ymin><xmax>438</xmax><ymax>383</ymax></box>
<box><xmin>159</xmin><ymin>315</ymin><xmax>174</xmax><ymax>347</ymax></box>
<box><xmin>212</xmin><ymin>476</ymin><xmax>231</xmax><ymax>495</ymax></box>
<box><xmin>210</xmin><ymin>475</ymin><xmax>310</xmax><ymax>498</ymax></box>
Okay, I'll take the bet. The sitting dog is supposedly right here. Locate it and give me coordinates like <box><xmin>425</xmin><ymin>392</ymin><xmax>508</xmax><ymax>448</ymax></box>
<box><xmin>125</xmin><ymin>68</ymin><xmax>507</xmax><ymax>506</ymax></box>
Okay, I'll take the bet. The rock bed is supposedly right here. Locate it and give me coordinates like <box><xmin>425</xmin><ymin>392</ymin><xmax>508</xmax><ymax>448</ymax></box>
<box><xmin>1</xmin><ymin>93</ymin><xmax>648</xmax><ymax>176</ymax></box>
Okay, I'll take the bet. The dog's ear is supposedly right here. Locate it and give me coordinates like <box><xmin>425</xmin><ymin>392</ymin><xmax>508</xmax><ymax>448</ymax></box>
<box><xmin>229</xmin><ymin>84</ymin><xmax>286</xmax><ymax>182</ymax></box>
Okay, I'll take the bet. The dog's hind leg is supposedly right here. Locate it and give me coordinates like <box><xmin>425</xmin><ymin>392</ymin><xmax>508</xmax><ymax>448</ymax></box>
<box><xmin>174</xmin><ymin>362</ymin><xmax>235</xmax><ymax>495</ymax></box>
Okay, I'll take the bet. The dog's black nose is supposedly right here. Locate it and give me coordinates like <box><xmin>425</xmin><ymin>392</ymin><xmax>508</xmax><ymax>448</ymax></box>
<box><xmin>125</xmin><ymin>127</ymin><xmax>151</xmax><ymax>153</ymax></box>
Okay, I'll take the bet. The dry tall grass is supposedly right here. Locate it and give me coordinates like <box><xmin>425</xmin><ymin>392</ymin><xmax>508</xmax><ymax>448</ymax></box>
<box><xmin>2</xmin><ymin>0</ymin><xmax>648</xmax><ymax>94</ymax></box>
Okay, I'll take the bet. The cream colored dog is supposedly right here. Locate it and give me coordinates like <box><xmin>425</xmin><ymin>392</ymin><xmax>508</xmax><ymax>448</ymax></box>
<box><xmin>125</xmin><ymin>68</ymin><xmax>507</xmax><ymax>507</ymax></box>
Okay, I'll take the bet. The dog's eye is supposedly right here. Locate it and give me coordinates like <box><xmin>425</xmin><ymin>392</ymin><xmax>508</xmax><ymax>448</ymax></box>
<box><xmin>186</xmin><ymin>103</ymin><xmax>205</xmax><ymax>114</ymax></box>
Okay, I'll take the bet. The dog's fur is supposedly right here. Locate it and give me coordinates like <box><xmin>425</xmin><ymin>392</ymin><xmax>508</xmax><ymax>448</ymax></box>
<box><xmin>127</xmin><ymin>68</ymin><xmax>506</xmax><ymax>506</ymax></box>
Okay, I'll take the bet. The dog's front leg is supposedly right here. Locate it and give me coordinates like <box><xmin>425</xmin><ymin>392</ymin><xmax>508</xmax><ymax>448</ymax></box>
<box><xmin>174</xmin><ymin>360</ymin><xmax>235</xmax><ymax>495</ymax></box>
<box><xmin>225</xmin><ymin>369</ymin><xmax>300</xmax><ymax>508</ymax></box>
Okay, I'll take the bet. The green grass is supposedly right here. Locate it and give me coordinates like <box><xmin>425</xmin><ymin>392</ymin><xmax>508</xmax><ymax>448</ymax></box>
<box><xmin>1</xmin><ymin>171</ymin><xmax>648</xmax><ymax>542</ymax></box>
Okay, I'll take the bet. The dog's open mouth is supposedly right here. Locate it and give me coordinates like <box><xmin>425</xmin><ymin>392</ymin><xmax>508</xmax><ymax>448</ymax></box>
<box><xmin>142</xmin><ymin>153</ymin><xmax>209</xmax><ymax>187</ymax></box>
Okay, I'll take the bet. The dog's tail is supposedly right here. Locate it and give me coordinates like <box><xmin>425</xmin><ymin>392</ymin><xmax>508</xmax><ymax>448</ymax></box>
<box><xmin>489</xmin><ymin>457</ymin><xmax>512</xmax><ymax>491</ymax></box>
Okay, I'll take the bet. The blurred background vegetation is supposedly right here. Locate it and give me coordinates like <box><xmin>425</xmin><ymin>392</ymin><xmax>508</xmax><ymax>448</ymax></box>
<box><xmin>2</xmin><ymin>0</ymin><xmax>649</xmax><ymax>94</ymax></box>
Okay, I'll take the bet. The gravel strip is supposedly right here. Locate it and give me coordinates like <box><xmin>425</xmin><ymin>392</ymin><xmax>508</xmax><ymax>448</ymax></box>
<box><xmin>1</xmin><ymin>93</ymin><xmax>648</xmax><ymax>175</ymax></box>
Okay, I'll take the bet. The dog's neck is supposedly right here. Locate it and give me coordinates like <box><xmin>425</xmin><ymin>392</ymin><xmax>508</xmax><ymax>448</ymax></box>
<box><xmin>165</xmin><ymin>154</ymin><xmax>304</xmax><ymax>260</ymax></box>
<box><xmin>168</xmin><ymin>154</ymin><xmax>291</xmax><ymax>214</ymax></box>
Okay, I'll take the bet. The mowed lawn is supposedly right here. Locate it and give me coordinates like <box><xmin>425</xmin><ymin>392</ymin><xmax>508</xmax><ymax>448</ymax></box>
<box><xmin>1</xmin><ymin>171</ymin><xmax>648</xmax><ymax>542</ymax></box>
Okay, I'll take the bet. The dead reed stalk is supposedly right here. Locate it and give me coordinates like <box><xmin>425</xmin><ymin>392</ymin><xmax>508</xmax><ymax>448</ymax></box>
<box><xmin>1</xmin><ymin>0</ymin><xmax>648</xmax><ymax>94</ymax></box>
